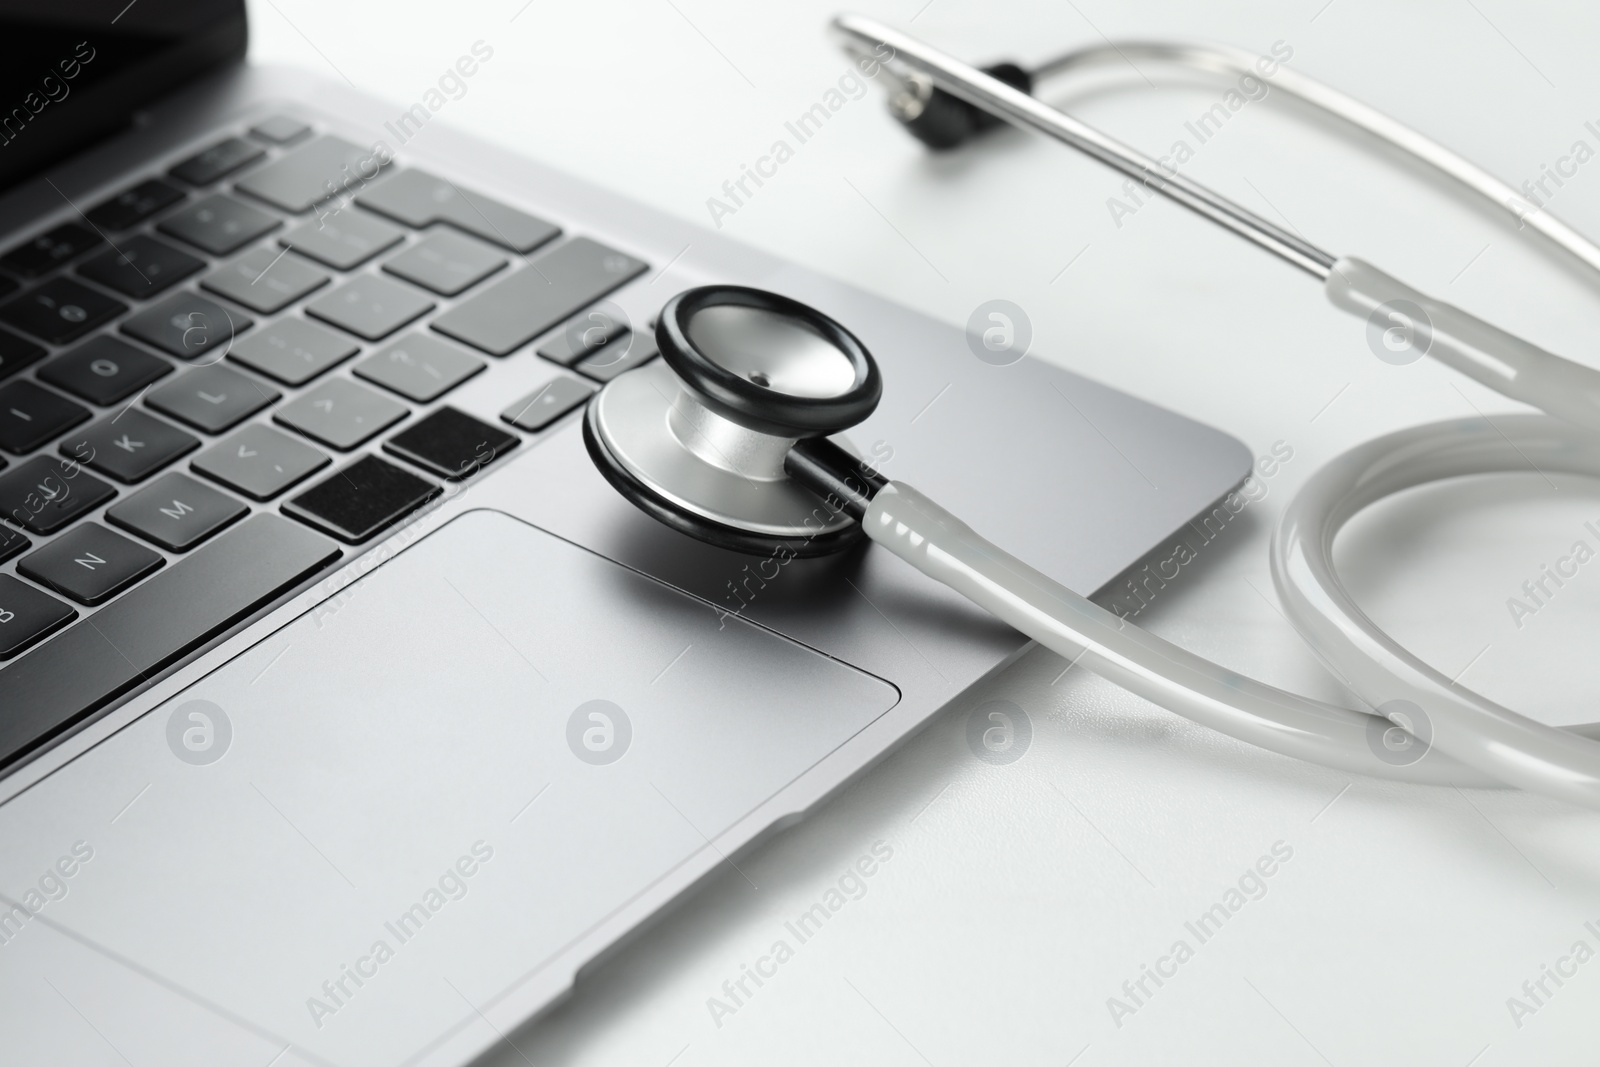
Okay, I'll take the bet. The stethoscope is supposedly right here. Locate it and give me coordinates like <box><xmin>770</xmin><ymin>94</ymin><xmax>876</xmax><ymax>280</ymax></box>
<box><xmin>583</xmin><ymin>16</ymin><xmax>1600</xmax><ymax>811</ymax></box>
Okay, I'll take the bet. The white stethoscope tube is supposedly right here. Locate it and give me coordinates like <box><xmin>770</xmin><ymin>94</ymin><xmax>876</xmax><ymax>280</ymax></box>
<box><xmin>824</xmin><ymin>16</ymin><xmax>1600</xmax><ymax>808</ymax></box>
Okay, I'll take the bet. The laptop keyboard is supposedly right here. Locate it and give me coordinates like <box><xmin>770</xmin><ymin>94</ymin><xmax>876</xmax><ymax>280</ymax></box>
<box><xmin>0</xmin><ymin>116</ymin><xmax>656</xmax><ymax>771</ymax></box>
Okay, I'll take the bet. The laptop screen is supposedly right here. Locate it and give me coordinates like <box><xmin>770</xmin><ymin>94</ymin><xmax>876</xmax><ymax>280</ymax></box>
<box><xmin>0</xmin><ymin>0</ymin><xmax>246</xmax><ymax>193</ymax></box>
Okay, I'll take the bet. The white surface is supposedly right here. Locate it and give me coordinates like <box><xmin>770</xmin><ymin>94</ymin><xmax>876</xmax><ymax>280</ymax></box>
<box><xmin>248</xmin><ymin>1</ymin><xmax>1600</xmax><ymax>1063</ymax></box>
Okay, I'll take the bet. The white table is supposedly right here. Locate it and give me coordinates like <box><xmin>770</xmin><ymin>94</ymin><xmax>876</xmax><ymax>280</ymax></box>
<box><xmin>251</xmin><ymin>2</ymin><xmax>1600</xmax><ymax>1062</ymax></box>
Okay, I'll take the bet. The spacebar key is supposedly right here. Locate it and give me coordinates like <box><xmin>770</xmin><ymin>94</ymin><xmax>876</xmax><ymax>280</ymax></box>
<box><xmin>0</xmin><ymin>513</ymin><xmax>341</xmax><ymax>770</ymax></box>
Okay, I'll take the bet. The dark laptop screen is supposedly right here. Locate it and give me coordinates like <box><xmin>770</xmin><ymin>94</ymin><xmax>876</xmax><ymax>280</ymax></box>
<box><xmin>0</xmin><ymin>0</ymin><xmax>246</xmax><ymax>193</ymax></box>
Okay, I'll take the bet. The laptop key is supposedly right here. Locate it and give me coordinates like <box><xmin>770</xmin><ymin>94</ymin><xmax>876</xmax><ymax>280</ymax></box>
<box><xmin>237</xmin><ymin>136</ymin><xmax>386</xmax><ymax>214</ymax></box>
<box><xmin>61</xmin><ymin>409</ymin><xmax>199</xmax><ymax>483</ymax></box>
<box><xmin>249</xmin><ymin>115</ymin><xmax>312</xmax><ymax>145</ymax></box>
<box><xmin>0</xmin><ymin>277</ymin><xmax>127</xmax><ymax>344</ymax></box>
<box><xmin>0</xmin><ymin>457</ymin><xmax>117</xmax><ymax>535</ymax></box>
<box><xmin>158</xmin><ymin>193</ymin><xmax>281</xmax><ymax>255</ymax></box>
<box><xmin>384</xmin><ymin>407</ymin><xmax>518</xmax><ymax>481</ymax></box>
<box><xmin>382</xmin><ymin>229</ymin><xmax>507</xmax><ymax>295</ymax></box>
<box><xmin>192</xmin><ymin>423</ymin><xmax>329</xmax><ymax>500</ymax></box>
<box><xmin>107</xmin><ymin>471</ymin><xmax>246</xmax><ymax>551</ymax></box>
<box><xmin>431</xmin><ymin>238</ymin><xmax>648</xmax><ymax>356</ymax></box>
<box><xmin>170</xmin><ymin>137</ymin><xmax>265</xmax><ymax>186</ymax></box>
<box><xmin>38</xmin><ymin>336</ymin><xmax>172</xmax><ymax>405</ymax></box>
<box><xmin>275</xmin><ymin>377</ymin><xmax>407</xmax><ymax>449</ymax></box>
<box><xmin>86</xmin><ymin>178</ymin><xmax>187</xmax><ymax>231</ymax></box>
<box><xmin>501</xmin><ymin>375</ymin><xmax>594</xmax><ymax>432</ymax></box>
<box><xmin>0</xmin><ymin>513</ymin><xmax>340</xmax><ymax>769</ymax></box>
<box><xmin>19</xmin><ymin>523</ymin><xmax>163</xmax><ymax>606</ymax></box>
<box><xmin>122</xmin><ymin>291</ymin><xmax>254</xmax><ymax>359</ymax></box>
<box><xmin>283</xmin><ymin>454</ymin><xmax>440</xmax><ymax>543</ymax></box>
<box><xmin>0</xmin><ymin>223</ymin><xmax>103</xmax><ymax>279</ymax></box>
<box><xmin>306</xmin><ymin>274</ymin><xmax>434</xmax><ymax>341</ymax></box>
<box><xmin>281</xmin><ymin>210</ymin><xmax>404</xmax><ymax>270</ymax></box>
<box><xmin>357</xmin><ymin>169</ymin><xmax>560</xmax><ymax>252</ymax></box>
<box><xmin>354</xmin><ymin>332</ymin><xmax>484</xmax><ymax>402</ymax></box>
<box><xmin>147</xmin><ymin>364</ymin><xmax>280</xmax><ymax>434</ymax></box>
<box><xmin>76</xmin><ymin>235</ymin><xmax>205</xmax><ymax>299</ymax></box>
<box><xmin>0</xmin><ymin>381</ymin><xmax>90</xmax><ymax>453</ymax></box>
<box><xmin>229</xmin><ymin>318</ymin><xmax>357</xmax><ymax>386</ymax></box>
<box><xmin>201</xmin><ymin>247</ymin><xmax>329</xmax><ymax>313</ymax></box>
<box><xmin>0</xmin><ymin>575</ymin><xmax>75</xmax><ymax>660</ymax></box>
<box><xmin>0</xmin><ymin>327</ymin><xmax>47</xmax><ymax>381</ymax></box>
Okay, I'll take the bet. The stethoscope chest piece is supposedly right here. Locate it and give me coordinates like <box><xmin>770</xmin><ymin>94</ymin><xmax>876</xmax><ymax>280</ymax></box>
<box><xmin>583</xmin><ymin>285</ymin><xmax>883</xmax><ymax>557</ymax></box>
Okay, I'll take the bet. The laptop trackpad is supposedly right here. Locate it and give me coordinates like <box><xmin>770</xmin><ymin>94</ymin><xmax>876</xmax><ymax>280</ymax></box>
<box><xmin>1</xmin><ymin>509</ymin><xmax>898</xmax><ymax>1063</ymax></box>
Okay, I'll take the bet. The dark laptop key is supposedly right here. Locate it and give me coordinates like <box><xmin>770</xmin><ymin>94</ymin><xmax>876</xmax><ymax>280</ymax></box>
<box><xmin>383</xmin><ymin>229</ymin><xmax>507</xmax><ymax>295</ymax></box>
<box><xmin>19</xmin><ymin>523</ymin><xmax>163</xmax><ymax>606</ymax></box>
<box><xmin>62</xmin><ymin>409</ymin><xmax>199</xmax><ymax>483</ymax></box>
<box><xmin>275</xmin><ymin>377</ymin><xmax>407</xmax><ymax>449</ymax></box>
<box><xmin>192</xmin><ymin>423</ymin><xmax>328</xmax><ymax>500</ymax></box>
<box><xmin>284</xmin><ymin>454</ymin><xmax>440</xmax><ymax>543</ymax></box>
<box><xmin>107</xmin><ymin>471</ymin><xmax>246</xmax><ymax>551</ymax></box>
<box><xmin>122</xmin><ymin>291</ymin><xmax>254</xmax><ymax>359</ymax></box>
<box><xmin>236</xmin><ymin>135</ymin><xmax>386</xmax><ymax>213</ymax></box>
<box><xmin>0</xmin><ymin>381</ymin><xmax>90</xmax><ymax>454</ymax></box>
<box><xmin>0</xmin><ymin>525</ymin><xmax>25</xmax><ymax>564</ymax></box>
<box><xmin>431</xmin><ymin>239</ymin><xmax>647</xmax><ymax>356</ymax></box>
<box><xmin>85</xmin><ymin>177</ymin><xmax>187</xmax><ymax>231</ymax></box>
<box><xmin>158</xmin><ymin>194</ymin><xmax>281</xmax><ymax>255</ymax></box>
<box><xmin>306</xmin><ymin>274</ymin><xmax>434</xmax><ymax>341</ymax></box>
<box><xmin>249</xmin><ymin>115</ymin><xmax>312</xmax><ymax>145</ymax></box>
<box><xmin>0</xmin><ymin>327</ymin><xmax>47</xmax><ymax>381</ymax></box>
<box><xmin>384</xmin><ymin>406</ymin><xmax>518</xmax><ymax>481</ymax></box>
<box><xmin>0</xmin><ymin>457</ymin><xmax>117</xmax><ymax>535</ymax></box>
<box><xmin>0</xmin><ymin>276</ymin><xmax>15</xmax><ymax>300</ymax></box>
<box><xmin>0</xmin><ymin>575</ymin><xmax>75</xmax><ymax>660</ymax></box>
<box><xmin>280</xmin><ymin>210</ymin><xmax>404</xmax><ymax>270</ymax></box>
<box><xmin>147</xmin><ymin>364</ymin><xmax>279</xmax><ymax>433</ymax></box>
<box><xmin>229</xmin><ymin>318</ymin><xmax>357</xmax><ymax>386</ymax></box>
<box><xmin>201</xmin><ymin>247</ymin><xmax>329</xmax><ymax>314</ymax></box>
<box><xmin>575</xmin><ymin>333</ymin><xmax>658</xmax><ymax>383</ymax></box>
<box><xmin>357</xmin><ymin>169</ymin><xmax>560</xmax><ymax>253</ymax></box>
<box><xmin>501</xmin><ymin>375</ymin><xmax>594</xmax><ymax>432</ymax></box>
<box><xmin>76</xmin><ymin>235</ymin><xmax>205</xmax><ymax>299</ymax></box>
<box><xmin>0</xmin><ymin>277</ymin><xmax>127</xmax><ymax>344</ymax></box>
<box><xmin>0</xmin><ymin>513</ymin><xmax>341</xmax><ymax>769</ymax></box>
<box><xmin>354</xmin><ymin>332</ymin><xmax>484</xmax><ymax>402</ymax></box>
<box><xmin>38</xmin><ymin>336</ymin><xmax>172</xmax><ymax>405</ymax></box>
<box><xmin>0</xmin><ymin>223</ymin><xmax>103</xmax><ymax>279</ymax></box>
<box><xmin>169</xmin><ymin>136</ymin><xmax>265</xmax><ymax>186</ymax></box>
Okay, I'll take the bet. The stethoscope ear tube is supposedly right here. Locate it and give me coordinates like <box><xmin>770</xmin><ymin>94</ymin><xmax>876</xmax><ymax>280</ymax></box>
<box><xmin>838</xmin><ymin>13</ymin><xmax>1600</xmax><ymax>427</ymax></box>
<box><xmin>1325</xmin><ymin>258</ymin><xmax>1600</xmax><ymax>434</ymax></box>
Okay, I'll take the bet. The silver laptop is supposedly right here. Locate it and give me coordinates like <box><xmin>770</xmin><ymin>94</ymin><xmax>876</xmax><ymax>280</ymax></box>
<box><xmin>0</xmin><ymin>3</ymin><xmax>1249</xmax><ymax>1063</ymax></box>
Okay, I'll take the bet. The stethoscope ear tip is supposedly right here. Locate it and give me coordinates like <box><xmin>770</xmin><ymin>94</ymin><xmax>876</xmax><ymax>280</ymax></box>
<box><xmin>886</xmin><ymin>62</ymin><xmax>1033</xmax><ymax>151</ymax></box>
